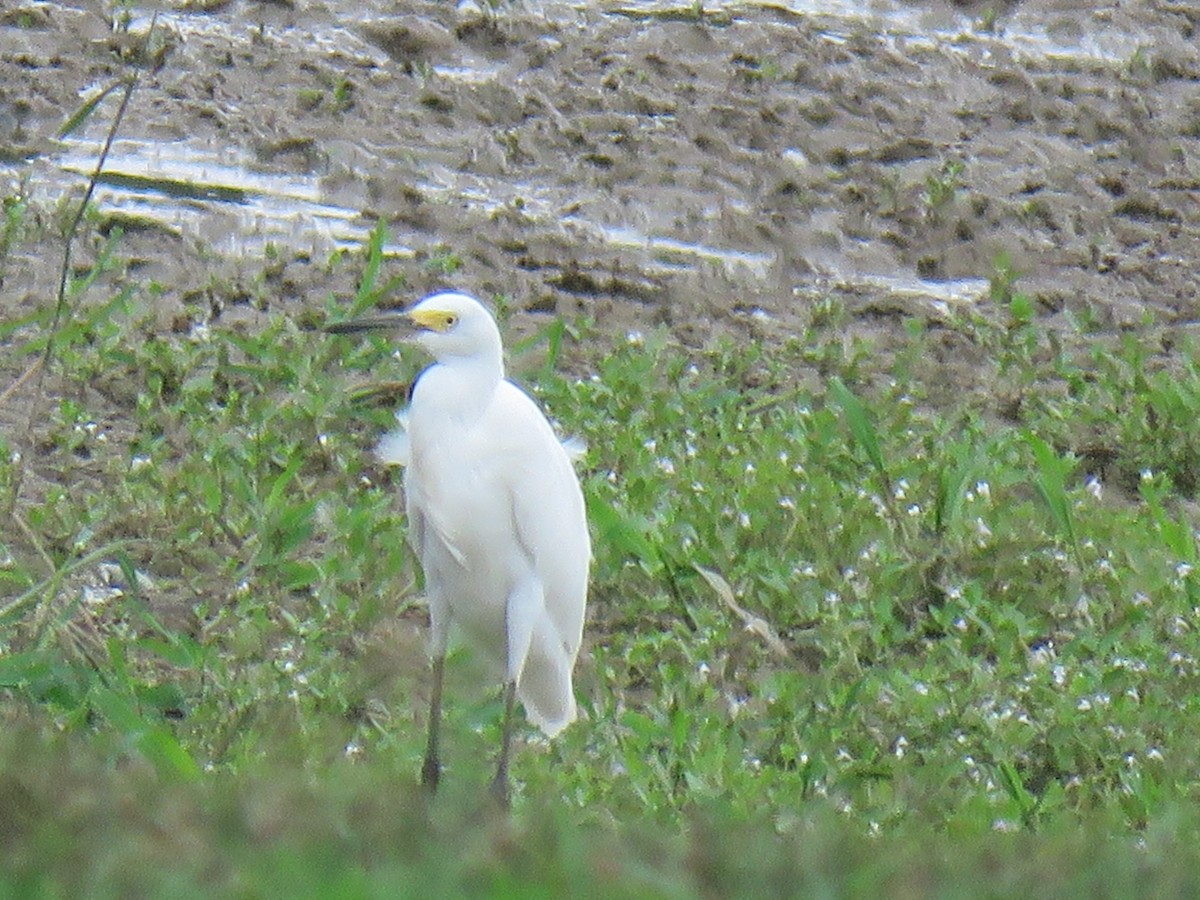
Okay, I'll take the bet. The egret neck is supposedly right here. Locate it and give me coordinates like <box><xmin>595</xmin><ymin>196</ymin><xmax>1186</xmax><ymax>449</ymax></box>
<box><xmin>412</xmin><ymin>342</ymin><xmax>504</xmax><ymax>427</ymax></box>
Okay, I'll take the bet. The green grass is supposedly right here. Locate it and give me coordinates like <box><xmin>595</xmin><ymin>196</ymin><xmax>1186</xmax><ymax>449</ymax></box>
<box><xmin>6</xmin><ymin>213</ymin><xmax>1200</xmax><ymax>894</ymax></box>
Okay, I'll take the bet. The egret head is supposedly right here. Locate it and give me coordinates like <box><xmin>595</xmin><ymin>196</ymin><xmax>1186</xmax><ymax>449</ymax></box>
<box><xmin>327</xmin><ymin>291</ymin><xmax>502</xmax><ymax>365</ymax></box>
<box><xmin>406</xmin><ymin>292</ymin><xmax>501</xmax><ymax>362</ymax></box>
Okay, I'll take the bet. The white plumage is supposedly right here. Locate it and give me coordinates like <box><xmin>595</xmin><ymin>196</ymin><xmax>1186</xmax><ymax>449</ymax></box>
<box><xmin>330</xmin><ymin>291</ymin><xmax>590</xmax><ymax>800</ymax></box>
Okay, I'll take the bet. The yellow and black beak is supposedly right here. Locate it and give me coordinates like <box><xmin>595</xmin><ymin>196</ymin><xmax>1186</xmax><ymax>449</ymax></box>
<box><xmin>325</xmin><ymin>311</ymin><xmax>411</xmax><ymax>336</ymax></box>
<box><xmin>326</xmin><ymin>307</ymin><xmax>458</xmax><ymax>336</ymax></box>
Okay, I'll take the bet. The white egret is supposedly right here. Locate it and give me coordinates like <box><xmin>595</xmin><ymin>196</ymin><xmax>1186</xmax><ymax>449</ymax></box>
<box><xmin>328</xmin><ymin>291</ymin><xmax>590</xmax><ymax>804</ymax></box>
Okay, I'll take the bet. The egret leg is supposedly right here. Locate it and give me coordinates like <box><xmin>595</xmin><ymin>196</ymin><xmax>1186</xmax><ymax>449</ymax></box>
<box><xmin>489</xmin><ymin>679</ymin><xmax>517</xmax><ymax>807</ymax></box>
<box><xmin>421</xmin><ymin>654</ymin><xmax>445</xmax><ymax>793</ymax></box>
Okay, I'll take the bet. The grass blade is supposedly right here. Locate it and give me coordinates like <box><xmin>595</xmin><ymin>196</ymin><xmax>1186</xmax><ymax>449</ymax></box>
<box><xmin>587</xmin><ymin>492</ymin><xmax>660</xmax><ymax>572</ymax></box>
<box><xmin>1024</xmin><ymin>431</ymin><xmax>1080</xmax><ymax>566</ymax></box>
<box><xmin>90</xmin><ymin>684</ymin><xmax>201</xmax><ymax>781</ymax></box>
<box><xmin>56</xmin><ymin>79</ymin><xmax>127</xmax><ymax>140</ymax></box>
<box><xmin>829</xmin><ymin>377</ymin><xmax>888</xmax><ymax>483</ymax></box>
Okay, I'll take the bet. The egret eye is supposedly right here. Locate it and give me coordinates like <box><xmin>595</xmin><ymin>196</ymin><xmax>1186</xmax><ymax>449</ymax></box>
<box><xmin>445</xmin><ymin>313</ymin><xmax>459</xmax><ymax>328</ymax></box>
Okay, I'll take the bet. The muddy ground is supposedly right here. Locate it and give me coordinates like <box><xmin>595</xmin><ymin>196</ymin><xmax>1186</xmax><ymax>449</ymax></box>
<box><xmin>2</xmin><ymin>0</ymin><xmax>1200</xmax><ymax>425</ymax></box>
<box><xmin>0</xmin><ymin>0</ymin><xmax>1198</xmax><ymax>723</ymax></box>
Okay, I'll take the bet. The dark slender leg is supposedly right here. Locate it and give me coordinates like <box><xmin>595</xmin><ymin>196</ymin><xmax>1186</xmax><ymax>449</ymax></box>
<box><xmin>421</xmin><ymin>654</ymin><xmax>445</xmax><ymax>793</ymax></box>
<box><xmin>489</xmin><ymin>680</ymin><xmax>517</xmax><ymax>807</ymax></box>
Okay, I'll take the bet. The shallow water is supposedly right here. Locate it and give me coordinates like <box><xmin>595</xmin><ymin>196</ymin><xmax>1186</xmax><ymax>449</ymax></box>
<box><xmin>9</xmin><ymin>0</ymin><xmax>1150</xmax><ymax>266</ymax></box>
<box><xmin>4</xmin><ymin>0</ymin><xmax>1191</xmax><ymax>346</ymax></box>
<box><xmin>53</xmin><ymin>135</ymin><xmax>389</xmax><ymax>256</ymax></box>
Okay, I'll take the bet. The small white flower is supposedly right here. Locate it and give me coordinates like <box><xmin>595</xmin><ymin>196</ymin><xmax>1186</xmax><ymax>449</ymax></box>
<box><xmin>726</xmin><ymin>692</ymin><xmax>748</xmax><ymax>717</ymax></box>
<box><xmin>1029</xmin><ymin>642</ymin><xmax>1055</xmax><ymax>666</ymax></box>
<box><xmin>975</xmin><ymin>481</ymin><xmax>991</xmax><ymax>501</ymax></box>
<box><xmin>1176</xmin><ymin>562</ymin><xmax>1194</xmax><ymax>579</ymax></box>
<box><xmin>1141</xmin><ymin>469</ymin><xmax>1154</xmax><ymax>483</ymax></box>
<box><xmin>656</xmin><ymin>457</ymin><xmax>675</xmax><ymax>475</ymax></box>
<box><xmin>739</xmin><ymin>512</ymin><xmax>751</xmax><ymax>529</ymax></box>
<box><xmin>779</xmin><ymin>496</ymin><xmax>796</xmax><ymax>510</ymax></box>
<box><xmin>626</xmin><ymin>330</ymin><xmax>645</xmax><ymax>346</ymax></box>
<box><xmin>1086</xmin><ymin>476</ymin><xmax>1102</xmax><ymax>500</ymax></box>
<box><xmin>906</xmin><ymin>504</ymin><xmax>921</xmax><ymax>517</ymax></box>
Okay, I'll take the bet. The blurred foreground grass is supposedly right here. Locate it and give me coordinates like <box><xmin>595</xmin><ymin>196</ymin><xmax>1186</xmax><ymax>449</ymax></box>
<box><xmin>6</xmin><ymin>212</ymin><xmax>1200</xmax><ymax>894</ymax></box>
<box><xmin>4</xmin><ymin>717</ymin><xmax>1200</xmax><ymax>898</ymax></box>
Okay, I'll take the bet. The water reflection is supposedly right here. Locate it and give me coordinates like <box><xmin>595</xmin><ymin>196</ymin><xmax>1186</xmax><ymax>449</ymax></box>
<box><xmin>5</xmin><ymin>0</ymin><xmax>1156</xmax><ymax>291</ymax></box>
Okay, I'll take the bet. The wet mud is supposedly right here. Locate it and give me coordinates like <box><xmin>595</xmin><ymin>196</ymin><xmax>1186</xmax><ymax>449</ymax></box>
<box><xmin>2</xmin><ymin>0</ymin><xmax>1199</xmax><ymax>375</ymax></box>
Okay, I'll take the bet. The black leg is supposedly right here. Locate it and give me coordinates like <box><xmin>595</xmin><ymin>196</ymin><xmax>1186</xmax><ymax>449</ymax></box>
<box><xmin>421</xmin><ymin>654</ymin><xmax>445</xmax><ymax>793</ymax></box>
<box><xmin>489</xmin><ymin>680</ymin><xmax>517</xmax><ymax>807</ymax></box>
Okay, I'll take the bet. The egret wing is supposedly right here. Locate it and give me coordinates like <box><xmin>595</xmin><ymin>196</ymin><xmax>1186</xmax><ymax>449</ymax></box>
<box><xmin>373</xmin><ymin>409</ymin><xmax>411</xmax><ymax>467</ymax></box>
<box><xmin>493</xmin><ymin>383</ymin><xmax>590</xmax><ymax>655</ymax></box>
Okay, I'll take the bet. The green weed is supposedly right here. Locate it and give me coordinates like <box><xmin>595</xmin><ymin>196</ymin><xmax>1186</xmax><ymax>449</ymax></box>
<box><xmin>5</xmin><ymin>200</ymin><xmax>1200</xmax><ymax>891</ymax></box>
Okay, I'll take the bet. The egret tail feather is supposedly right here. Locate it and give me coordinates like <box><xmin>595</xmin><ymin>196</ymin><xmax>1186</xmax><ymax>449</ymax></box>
<box><xmin>516</xmin><ymin>631</ymin><xmax>578</xmax><ymax>738</ymax></box>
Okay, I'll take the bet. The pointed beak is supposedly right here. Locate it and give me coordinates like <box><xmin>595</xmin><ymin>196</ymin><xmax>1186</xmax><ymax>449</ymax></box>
<box><xmin>325</xmin><ymin>311</ymin><xmax>413</xmax><ymax>335</ymax></box>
